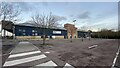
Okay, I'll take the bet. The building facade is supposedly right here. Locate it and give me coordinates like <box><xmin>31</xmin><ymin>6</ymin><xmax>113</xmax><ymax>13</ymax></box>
<box><xmin>15</xmin><ymin>25</ymin><xmax>67</xmax><ymax>39</ymax></box>
<box><xmin>1</xmin><ymin>20</ymin><xmax>90</xmax><ymax>39</ymax></box>
<box><xmin>64</xmin><ymin>23</ymin><xmax>77</xmax><ymax>39</ymax></box>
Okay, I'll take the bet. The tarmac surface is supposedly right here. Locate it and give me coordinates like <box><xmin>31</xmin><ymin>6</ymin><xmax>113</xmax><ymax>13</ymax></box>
<box><xmin>1</xmin><ymin>38</ymin><xmax>120</xmax><ymax>68</ymax></box>
<box><xmin>2</xmin><ymin>39</ymin><xmax>19</xmax><ymax>66</ymax></box>
<box><xmin>30</xmin><ymin>38</ymin><xmax>119</xmax><ymax>67</ymax></box>
<box><xmin>2</xmin><ymin>40</ymin><xmax>73</xmax><ymax>68</ymax></box>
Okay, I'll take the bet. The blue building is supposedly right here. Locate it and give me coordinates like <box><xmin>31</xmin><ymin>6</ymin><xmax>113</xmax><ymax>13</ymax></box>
<box><xmin>2</xmin><ymin>20</ymin><xmax>90</xmax><ymax>39</ymax></box>
<box><xmin>14</xmin><ymin>24</ymin><xmax>67</xmax><ymax>39</ymax></box>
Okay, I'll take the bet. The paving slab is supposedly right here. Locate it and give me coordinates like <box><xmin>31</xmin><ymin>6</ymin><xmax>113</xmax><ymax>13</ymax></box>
<box><xmin>10</xmin><ymin>41</ymin><xmax>39</xmax><ymax>54</ymax></box>
<box><xmin>3</xmin><ymin>41</ymin><xmax>60</xmax><ymax>67</ymax></box>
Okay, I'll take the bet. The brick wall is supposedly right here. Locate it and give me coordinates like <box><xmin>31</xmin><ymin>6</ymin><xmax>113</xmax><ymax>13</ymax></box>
<box><xmin>64</xmin><ymin>23</ymin><xmax>77</xmax><ymax>39</ymax></box>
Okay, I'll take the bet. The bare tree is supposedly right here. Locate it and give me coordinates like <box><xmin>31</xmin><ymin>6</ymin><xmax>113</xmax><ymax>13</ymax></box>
<box><xmin>0</xmin><ymin>2</ymin><xmax>22</xmax><ymax>38</ymax></box>
<box><xmin>30</xmin><ymin>12</ymin><xmax>63</xmax><ymax>45</ymax></box>
<box><xmin>0</xmin><ymin>2</ymin><xmax>21</xmax><ymax>21</ymax></box>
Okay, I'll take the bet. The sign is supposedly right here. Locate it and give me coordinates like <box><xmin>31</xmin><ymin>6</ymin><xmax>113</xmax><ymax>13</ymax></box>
<box><xmin>53</xmin><ymin>31</ymin><xmax>61</xmax><ymax>34</ymax></box>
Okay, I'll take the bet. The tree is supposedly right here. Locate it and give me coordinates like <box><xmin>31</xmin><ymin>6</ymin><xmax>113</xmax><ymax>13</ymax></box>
<box><xmin>0</xmin><ymin>2</ymin><xmax>21</xmax><ymax>21</ymax></box>
<box><xmin>30</xmin><ymin>12</ymin><xmax>64</xmax><ymax>45</ymax></box>
<box><xmin>88</xmin><ymin>30</ymin><xmax>92</xmax><ymax>40</ymax></box>
<box><xmin>80</xmin><ymin>26</ymin><xmax>87</xmax><ymax>41</ymax></box>
<box><xmin>0</xmin><ymin>2</ymin><xmax>22</xmax><ymax>38</ymax></box>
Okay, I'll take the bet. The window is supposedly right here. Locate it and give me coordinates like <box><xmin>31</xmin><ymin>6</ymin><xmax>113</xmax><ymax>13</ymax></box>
<box><xmin>32</xmin><ymin>30</ymin><xmax>35</xmax><ymax>32</ymax></box>
<box><xmin>23</xmin><ymin>33</ymin><xmax>26</xmax><ymax>35</ymax></box>
<box><xmin>32</xmin><ymin>30</ymin><xmax>37</xmax><ymax>32</ymax></box>
<box><xmin>23</xmin><ymin>30</ymin><xmax>26</xmax><ymax>32</ymax></box>
<box><xmin>19</xmin><ymin>29</ymin><xmax>22</xmax><ymax>31</ymax></box>
<box><xmin>35</xmin><ymin>33</ymin><xmax>38</xmax><ymax>36</ymax></box>
<box><xmin>32</xmin><ymin>33</ymin><xmax>35</xmax><ymax>36</ymax></box>
<box><xmin>53</xmin><ymin>31</ymin><xmax>61</xmax><ymax>34</ymax></box>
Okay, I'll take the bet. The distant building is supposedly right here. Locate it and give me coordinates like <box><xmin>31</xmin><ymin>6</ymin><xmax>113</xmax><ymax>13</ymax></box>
<box><xmin>64</xmin><ymin>23</ymin><xmax>77</xmax><ymax>39</ymax></box>
<box><xmin>1</xmin><ymin>20</ymin><xmax>90</xmax><ymax>39</ymax></box>
<box><xmin>1</xmin><ymin>20</ymin><xmax>13</xmax><ymax>37</ymax></box>
<box><xmin>15</xmin><ymin>24</ymin><xmax>67</xmax><ymax>39</ymax></box>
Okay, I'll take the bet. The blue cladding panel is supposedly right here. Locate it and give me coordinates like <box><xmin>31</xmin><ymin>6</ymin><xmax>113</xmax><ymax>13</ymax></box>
<box><xmin>15</xmin><ymin>25</ymin><xmax>33</xmax><ymax>36</ymax></box>
<box><xmin>77</xmin><ymin>31</ymin><xmax>82</xmax><ymax>38</ymax></box>
<box><xmin>15</xmin><ymin>25</ymin><xmax>67</xmax><ymax>37</ymax></box>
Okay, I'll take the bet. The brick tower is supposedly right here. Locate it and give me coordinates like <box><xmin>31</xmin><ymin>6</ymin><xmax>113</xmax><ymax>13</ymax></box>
<box><xmin>64</xmin><ymin>23</ymin><xmax>77</xmax><ymax>39</ymax></box>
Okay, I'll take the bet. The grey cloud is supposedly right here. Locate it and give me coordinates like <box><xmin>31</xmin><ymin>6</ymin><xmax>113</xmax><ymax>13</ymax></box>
<box><xmin>77</xmin><ymin>11</ymin><xmax>91</xmax><ymax>19</ymax></box>
<box><xmin>42</xmin><ymin>2</ymin><xmax>48</xmax><ymax>6</ymax></box>
<box><xmin>69</xmin><ymin>14</ymin><xmax>74</xmax><ymax>17</ymax></box>
<box><xmin>53</xmin><ymin>15</ymin><xmax>67</xmax><ymax>21</ymax></box>
<box><xmin>13</xmin><ymin>2</ymin><xmax>35</xmax><ymax>12</ymax></box>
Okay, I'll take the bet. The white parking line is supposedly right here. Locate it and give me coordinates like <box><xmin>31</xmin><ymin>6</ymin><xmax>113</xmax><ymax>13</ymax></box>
<box><xmin>63</xmin><ymin>63</ymin><xmax>74</xmax><ymax>68</ymax></box>
<box><xmin>88</xmin><ymin>45</ymin><xmax>98</xmax><ymax>49</ymax></box>
<box><xmin>111</xmin><ymin>46</ymin><xmax>120</xmax><ymax>68</ymax></box>
<box><xmin>44</xmin><ymin>52</ymin><xmax>50</xmax><ymax>54</ymax></box>
<box><xmin>9</xmin><ymin>50</ymin><xmax>41</xmax><ymax>58</ymax></box>
<box><xmin>19</xmin><ymin>42</ymin><xmax>30</xmax><ymax>44</ymax></box>
<box><xmin>3</xmin><ymin>54</ymin><xmax>47</xmax><ymax>66</ymax></box>
<box><xmin>36</xmin><ymin>61</ymin><xmax>57</xmax><ymax>66</ymax></box>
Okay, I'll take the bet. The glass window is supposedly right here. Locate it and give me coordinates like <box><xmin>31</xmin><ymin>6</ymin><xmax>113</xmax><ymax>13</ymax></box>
<box><xmin>35</xmin><ymin>33</ymin><xmax>38</xmax><ymax>36</ymax></box>
<box><xmin>23</xmin><ymin>33</ymin><xmax>26</xmax><ymax>35</ymax></box>
<box><xmin>32</xmin><ymin>33</ymin><xmax>35</xmax><ymax>36</ymax></box>
<box><xmin>23</xmin><ymin>30</ymin><xmax>26</xmax><ymax>32</ymax></box>
<box><xmin>35</xmin><ymin>30</ymin><xmax>37</xmax><ymax>32</ymax></box>
<box><xmin>32</xmin><ymin>30</ymin><xmax>35</xmax><ymax>32</ymax></box>
<box><xmin>19</xmin><ymin>29</ymin><xmax>21</xmax><ymax>31</ymax></box>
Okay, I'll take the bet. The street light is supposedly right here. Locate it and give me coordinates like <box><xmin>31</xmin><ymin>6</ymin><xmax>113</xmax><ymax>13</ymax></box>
<box><xmin>13</xmin><ymin>20</ymin><xmax>17</xmax><ymax>40</ymax></box>
<box><xmin>73</xmin><ymin>20</ymin><xmax>76</xmax><ymax>38</ymax></box>
<box><xmin>73</xmin><ymin>20</ymin><xmax>76</xmax><ymax>25</ymax></box>
<box><xmin>69</xmin><ymin>20</ymin><xmax>76</xmax><ymax>42</ymax></box>
<box><xmin>98</xmin><ymin>28</ymin><xmax>100</xmax><ymax>39</ymax></box>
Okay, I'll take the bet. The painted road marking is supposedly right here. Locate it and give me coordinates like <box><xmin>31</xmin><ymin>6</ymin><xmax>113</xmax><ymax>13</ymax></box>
<box><xmin>63</xmin><ymin>63</ymin><xmax>74</xmax><ymax>68</ymax></box>
<box><xmin>44</xmin><ymin>52</ymin><xmax>50</xmax><ymax>54</ymax></box>
<box><xmin>3</xmin><ymin>41</ymin><xmax>58</xmax><ymax>67</ymax></box>
<box><xmin>9</xmin><ymin>50</ymin><xmax>41</xmax><ymax>58</ymax></box>
<box><xmin>19</xmin><ymin>42</ymin><xmax>30</xmax><ymax>44</ymax></box>
<box><xmin>3</xmin><ymin>54</ymin><xmax>47</xmax><ymax>66</ymax></box>
<box><xmin>111</xmin><ymin>46</ymin><xmax>120</xmax><ymax>68</ymax></box>
<box><xmin>88</xmin><ymin>45</ymin><xmax>98</xmax><ymax>49</ymax></box>
<box><xmin>36</xmin><ymin>61</ymin><xmax>57</xmax><ymax>66</ymax></box>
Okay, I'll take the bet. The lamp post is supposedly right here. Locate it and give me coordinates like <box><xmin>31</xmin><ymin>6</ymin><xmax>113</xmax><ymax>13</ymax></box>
<box><xmin>73</xmin><ymin>20</ymin><xmax>76</xmax><ymax>26</ymax></box>
<box><xmin>42</xmin><ymin>25</ymin><xmax>46</xmax><ymax>45</ymax></box>
<box><xmin>13</xmin><ymin>20</ymin><xmax>17</xmax><ymax>40</ymax></box>
<box><xmin>70</xmin><ymin>33</ymin><xmax>72</xmax><ymax>42</ymax></box>
<box><xmin>12</xmin><ymin>23</ymin><xmax>15</xmax><ymax>40</ymax></box>
<box><xmin>98</xmin><ymin>28</ymin><xmax>100</xmax><ymax>39</ymax></box>
<box><xmin>73</xmin><ymin>20</ymin><xmax>76</xmax><ymax>38</ymax></box>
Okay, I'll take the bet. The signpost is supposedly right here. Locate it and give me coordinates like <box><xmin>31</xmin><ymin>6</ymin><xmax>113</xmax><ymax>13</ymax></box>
<box><xmin>53</xmin><ymin>31</ymin><xmax>61</xmax><ymax>34</ymax></box>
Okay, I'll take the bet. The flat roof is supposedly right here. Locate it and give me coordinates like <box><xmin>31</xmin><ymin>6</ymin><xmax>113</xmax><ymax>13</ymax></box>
<box><xmin>15</xmin><ymin>23</ymin><xmax>67</xmax><ymax>30</ymax></box>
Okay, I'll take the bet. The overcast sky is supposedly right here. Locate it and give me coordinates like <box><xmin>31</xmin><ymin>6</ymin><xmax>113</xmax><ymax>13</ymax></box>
<box><xmin>4</xmin><ymin>2</ymin><xmax>119</xmax><ymax>31</ymax></box>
